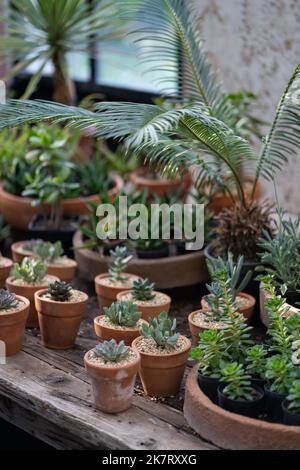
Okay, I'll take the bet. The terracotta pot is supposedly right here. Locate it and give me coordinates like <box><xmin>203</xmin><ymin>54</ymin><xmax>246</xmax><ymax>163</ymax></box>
<box><xmin>130</xmin><ymin>168</ymin><xmax>191</xmax><ymax>199</ymax></box>
<box><xmin>116</xmin><ymin>290</ymin><xmax>171</xmax><ymax>321</ymax></box>
<box><xmin>132</xmin><ymin>335</ymin><xmax>191</xmax><ymax>397</ymax></box>
<box><xmin>207</xmin><ymin>178</ymin><xmax>262</xmax><ymax>214</ymax></box>
<box><xmin>0</xmin><ymin>175</ymin><xmax>123</xmax><ymax>230</ymax></box>
<box><xmin>84</xmin><ymin>347</ymin><xmax>140</xmax><ymax>413</ymax></box>
<box><xmin>94</xmin><ymin>272</ymin><xmax>142</xmax><ymax>312</ymax></box>
<box><xmin>11</xmin><ymin>241</ymin><xmax>36</xmax><ymax>264</ymax></box>
<box><xmin>0</xmin><ymin>295</ymin><xmax>30</xmax><ymax>356</ymax></box>
<box><xmin>6</xmin><ymin>275</ymin><xmax>59</xmax><ymax>328</ymax></box>
<box><xmin>0</xmin><ymin>257</ymin><xmax>13</xmax><ymax>289</ymax></box>
<box><xmin>259</xmin><ymin>282</ymin><xmax>297</xmax><ymax>328</ymax></box>
<box><xmin>188</xmin><ymin>310</ymin><xmax>225</xmax><ymax>345</ymax></box>
<box><xmin>94</xmin><ymin>315</ymin><xmax>147</xmax><ymax>346</ymax></box>
<box><xmin>201</xmin><ymin>292</ymin><xmax>256</xmax><ymax>321</ymax></box>
<box><xmin>35</xmin><ymin>289</ymin><xmax>88</xmax><ymax>349</ymax></box>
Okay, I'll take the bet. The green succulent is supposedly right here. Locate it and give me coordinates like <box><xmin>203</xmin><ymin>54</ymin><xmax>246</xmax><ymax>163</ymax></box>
<box><xmin>0</xmin><ymin>289</ymin><xmax>19</xmax><ymax>310</ymax></box>
<box><xmin>285</xmin><ymin>315</ymin><xmax>300</xmax><ymax>341</ymax></box>
<box><xmin>23</xmin><ymin>239</ymin><xmax>43</xmax><ymax>253</ymax></box>
<box><xmin>47</xmin><ymin>281</ymin><xmax>72</xmax><ymax>302</ymax></box>
<box><xmin>267</xmin><ymin>296</ymin><xmax>293</xmax><ymax>355</ymax></box>
<box><xmin>108</xmin><ymin>246</ymin><xmax>132</xmax><ymax>282</ymax></box>
<box><xmin>140</xmin><ymin>311</ymin><xmax>179</xmax><ymax>348</ymax></box>
<box><xmin>190</xmin><ymin>329</ymin><xmax>228</xmax><ymax>378</ymax></box>
<box><xmin>221</xmin><ymin>362</ymin><xmax>254</xmax><ymax>401</ymax></box>
<box><xmin>265</xmin><ymin>355</ymin><xmax>297</xmax><ymax>394</ymax></box>
<box><xmin>132</xmin><ymin>278</ymin><xmax>155</xmax><ymax>302</ymax></box>
<box><xmin>104</xmin><ymin>301</ymin><xmax>141</xmax><ymax>328</ymax></box>
<box><xmin>245</xmin><ymin>344</ymin><xmax>268</xmax><ymax>380</ymax></box>
<box><xmin>13</xmin><ymin>257</ymin><xmax>48</xmax><ymax>284</ymax></box>
<box><xmin>94</xmin><ymin>339</ymin><xmax>130</xmax><ymax>363</ymax></box>
<box><xmin>32</xmin><ymin>241</ymin><xmax>64</xmax><ymax>263</ymax></box>
<box><xmin>286</xmin><ymin>380</ymin><xmax>300</xmax><ymax>414</ymax></box>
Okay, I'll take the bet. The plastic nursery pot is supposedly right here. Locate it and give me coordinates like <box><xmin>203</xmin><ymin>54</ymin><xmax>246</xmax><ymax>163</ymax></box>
<box><xmin>282</xmin><ymin>400</ymin><xmax>300</xmax><ymax>426</ymax></box>
<box><xmin>0</xmin><ymin>257</ymin><xmax>13</xmax><ymax>289</ymax></box>
<box><xmin>251</xmin><ymin>376</ymin><xmax>266</xmax><ymax>390</ymax></box>
<box><xmin>6</xmin><ymin>275</ymin><xmax>60</xmax><ymax>329</ymax></box>
<box><xmin>188</xmin><ymin>310</ymin><xmax>226</xmax><ymax>345</ymax></box>
<box><xmin>35</xmin><ymin>289</ymin><xmax>88</xmax><ymax>349</ymax></box>
<box><xmin>130</xmin><ymin>168</ymin><xmax>191</xmax><ymax>199</ymax></box>
<box><xmin>264</xmin><ymin>386</ymin><xmax>287</xmax><ymax>423</ymax></box>
<box><xmin>218</xmin><ymin>384</ymin><xmax>265</xmax><ymax>419</ymax></box>
<box><xmin>0</xmin><ymin>295</ymin><xmax>30</xmax><ymax>356</ymax></box>
<box><xmin>132</xmin><ymin>335</ymin><xmax>191</xmax><ymax>397</ymax></box>
<box><xmin>201</xmin><ymin>292</ymin><xmax>256</xmax><ymax>321</ymax></box>
<box><xmin>283</xmin><ymin>289</ymin><xmax>300</xmax><ymax>309</ymax></box>
<box><xmin>198</xmin><ymin>372</ymin><xmax>223</xmax><ymax>405</ymax></box>
<box><xmin>94</xmin><ymin>315</ymin><xmax>148</xmax><ymax>346</ymax></box>
<box><xmin>94</xmin><ymin>273</ymin><xmax>142</xmax><ymax>312</ymax></box>
<box><xmin>84</xmin><ymin>347</ymin><xmax>140</xmax><ymax>413</ymax></box>
<box><xmin>116</xmin><ymin>290</ymin><xmax>171</xmax><ymax>322</ymax></box>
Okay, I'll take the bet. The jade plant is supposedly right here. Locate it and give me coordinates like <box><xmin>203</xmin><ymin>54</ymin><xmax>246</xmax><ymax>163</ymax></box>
<box><xmin>265</xmin><ymin>355</ymin><xmax>296</xmax><ymax>395</ymax></box>
<box><xmin>94</xmin><ymin>339</ymin><xmax>130</xmax><ymax>363</ymax></box>
<box><xmin>140</xmin><ymin>311</ymin><xmax>179</xmax><ymax>348</ymax></box>
<box><xmin>0</xmin><ymin>289</ymin><xmax>19</xmax><ymax>310</ymax></box>
<box><xmin>47</xmin><ymin>281</ymin><xmax>73</xmax><ymax>302</ymax></box>
<box><xmin>13</xmin><ymin>258</ymin><xmax>48</xmax><ymax>284</ymax></box>
<box><xmin>220</xmin><ymin>362</ymin><xmax>254</xmax><ymax>401</ymax></box>
<box><xmin>104</xmin><ymin>301</ymin><xmax>141</xmax><ymax>328</ymax></box>
<box><xmin>245</xmin><ymin>344</ymin><xmax>268</xmax><ymax>380</ymax></box>
<box><xmin>285</xmin><ymin>380</ymin><xmax>300</xmax><ymax>414</ymax></box>
<box><xmin>108</xmin><ymin>246</ymin><xmax>133</xmax><ymax>282</ymax></box>
<box><xmin>190</xmin><ymin>329</ymin><xmax>228</xmax><ymax>378</ymax></box>
<box><xmin>132</xmin><ymin>278</ymin><xmax>155</xmax><ymax>302</ymax></box>
<box><xmin>32</xmin><ymin>241</ymin><xmax>64</xmax><ymax>264</ymax></box>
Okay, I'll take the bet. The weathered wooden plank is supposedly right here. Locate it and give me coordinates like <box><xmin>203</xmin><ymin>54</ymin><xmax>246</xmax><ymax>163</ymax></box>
<box><xmin>0</xmin><ymin>351</ymin><xmax>217</xmax><ymax>450</ymax></box>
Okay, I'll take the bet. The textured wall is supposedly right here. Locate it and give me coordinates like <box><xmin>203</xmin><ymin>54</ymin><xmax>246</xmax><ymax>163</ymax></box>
<box><xmin>193</xmin><ymin>0</ymin><xmax>300</xmax><ymax>213</ymax></box>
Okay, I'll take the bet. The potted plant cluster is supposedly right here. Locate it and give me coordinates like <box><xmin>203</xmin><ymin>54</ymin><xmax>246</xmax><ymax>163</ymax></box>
<box><xmin>117</xmin><ymin>278</ymin><xmax>171</xmax><ymax>321</ymax></box>
<box><xmin>84</xmin><ymin>339</ymin><xmax>140</xmax><ymax>414</ymax></box>
<box><xmin>35</xmin><ymin>281</ymin><xmax>88</xmax><ymax>350</ymax></box>
<box><xmin>0</xmin><ymin>289</ymin><xmax>29</xmax><ymax>356</ymax></box>
<box><xmin>6</xmin><ymin>257</ymin><xmax>59</xmax><ymax>328</ymax></box>
<box><xmin>94</xmin><ymin>300</ymin><xmax>146</xmax><ymax>346</ymax></box>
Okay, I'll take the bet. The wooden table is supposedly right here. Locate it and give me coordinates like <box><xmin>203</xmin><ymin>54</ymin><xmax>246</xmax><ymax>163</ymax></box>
<box><xmin>0</xmin><ymin>278</ymin><xmax>218</xmax><ymax>450</ymax></box>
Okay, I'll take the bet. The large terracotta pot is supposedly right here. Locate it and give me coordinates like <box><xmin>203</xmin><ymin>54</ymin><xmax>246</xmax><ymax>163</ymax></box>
<box><xmin>201</xmin><ymin>292</ymin><xmax>256</xmax><ymax>321</ymax></box>
<box><xmin>94</xmin><ymin>272</ymin><xmax>142</xmax><ymax>312</ymax></box>
<box><xmin>206</xmin><ymin>178</ymin><xmax>262</xmax><ymax>214</ymax></box>
<box><xmin>0</xmin><ymin>295</ymin><xmax>30</xmax><ymax>356</ymax></box>
<box><xmin>0</xmin><ymin>257</ymin><xmax>13</xmax><ymax>289</ymax></box>
<box><xmin>130</xmin><ymin>168</ymin><xmax>191</xmax><ymax>199</ymax></box>
<box><xmin>116</xmin><ymin>290</ymin><xmax>171</xmax><ymax>321</ymax></box>
<box><xmin>35</xmin><ymin>289</ymin><xmax>88</xmax><ymax>349</ymax></box>
<box><xmin>94</xmin><ymin>315</ymin><xmax>147</xmax><ymax>346</ymax></box>
<box><xmin>84</xmin><ymin>347</ymin><xmax>140</xmax><ymax>413</ymax></box>
<box><xmin>6</xmin><ymin>275</ymin><xmax>59</xmax><ymax>328</ymax></box>
<box><xmin>132</xmin><ymin>335</ymin><xmax>191</xmax><ymax>397</ymax></box>
<box><xmin>0</xmin><ymin>174</ymin><xmax>123</xmax><ymax>230</ymax></box>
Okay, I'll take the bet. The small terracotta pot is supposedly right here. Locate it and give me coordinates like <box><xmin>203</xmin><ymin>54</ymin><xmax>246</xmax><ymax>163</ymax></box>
<box><xmin>0</xmin><ymin>295</ymin><xmax>30</xmax><ymax>356</ymax></box>
<box><xmin>11</xmin><ymin>241</ymin><xmax>36</xmax><ymax>263</ymax></box>
<box><xmin>94</xmin><ymin>272</ymin><xmax>142</xmax><ymax>312</ymax></box>
<box><xmin>116</xmin><ymin>290</ymin><xmax>171</xmax><ymax>321</ymax></box>
<box><xmin>201</xmin><ymin>292</ymin><xmax>256</xmax><ymax>321</ymax></box>
<box><xmin>94</xmin><ymin>315</ymin><xmax>147</xmax><ymax>346</ymax></box>
<box><xmin>132</xmin><ymin>335</ymin><xmax>191</xmax><ymax>397</ymax></box>
<box><xmin>0</xmin><ymin>257</ymin><xmax>13</xmax><ymax>288</ymax></box>
<box><xmin>130</xmin><ymin>168</ymin><xmax>191</xmax><ymax>199</ymax></box>
<box><xmin>6</xmin><ymin>275</ymin><xmax>59</xmax><ymax>328</ymax></box>
<box><xmin>188</xmin><ymin>310</ymin><xmax>225</xmax><ymax>345</ymax></box>
<box><xmin>84</xmin><ymin>347</ymin><xmax>140</xmax><ymax>413</ymax></box>
<box><xmin>206</xmin><ymin>178</ymin><xmax>262</xmax><ymax>214</ymax></box>
<box><xmin>35</xmin><ymin>289</ymin><xmax>88</xmax><ymax>349</ymax></box>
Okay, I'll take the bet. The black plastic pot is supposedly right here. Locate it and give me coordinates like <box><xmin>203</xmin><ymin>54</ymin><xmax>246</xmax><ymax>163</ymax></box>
<box><xmin>282</xmin><ymin>399</ymin><xmax>300</xmax><ymax>426</ymax></box>
<box><xmin>218</xmin><ymin>384</ymin><xmax>264</xmax><ymax>419</ymax></box>
<box><xmin>136</xmin><ymin>244</ymin><xmax>169</xmax><ymax>259</ymax></box>
<box><xmin>264</xmin><ymin>386</ymin><xmax>287</xmax><ymax>423</ymax></box>
<box><xmin>251</xmin><ymin>376</ymin><xmax>266</xmax><ymax>389</ymax></box>
<box><xmin>28</xmin><ymin>214</ymin><xmax>79</xmax><ymax>258</ymax></box>
<box><xmin>198</xmin><ymin>372</ymin><xmax>222</xmax><ymax>404</ymax></box>
<box><xmin>283</xmin><ymin>290</ymin><xmax>300</xmax><ymax>309</ymax></box>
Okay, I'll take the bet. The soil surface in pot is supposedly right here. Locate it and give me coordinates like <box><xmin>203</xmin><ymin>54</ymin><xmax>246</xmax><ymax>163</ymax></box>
<box><xmin>134</xmin><ymin>336</ymin><xmax>189</xmax><ymax>355</ymax></box>
<box><xmin>98</xmin><ymin>276</ymin><xmax>137</xmax><ymax>288</ymax></box>
<box><xmin>95</xmin><ymin>316</ymin><xmax>144</xmax><ymax>331</ymax></box>
<box><xmin>41</xmin><ymin>290</ymin><xmax>86</xmax><ymax>303</ymax></box>
<box><xmin>9</xmin><ymin>275</ymin><xmax>53</xmax><ymax>287</ymax></box>
<box><xmin>191</xmin><ymin>311</ymin><xmax>227</xmax><ymax>330</ymax></box>
<box><xmin>0</xmin><ymin>298</ymin><xmax>26</xmax><ymax>315</ymax></box>
<box><xmin>118</xmin><ymin>291</ymin><xmax>170</xmax><ymax>307</ymax></box>
<box><xmin>85</xmin><ymin>348</ymin><xmax>138</xmax><ymax>368</ymax></box>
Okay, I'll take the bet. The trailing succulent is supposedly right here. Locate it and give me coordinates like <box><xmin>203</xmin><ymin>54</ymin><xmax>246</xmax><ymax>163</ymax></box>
<box><xmin>286</xmin><ymin>380</ymin><xmax>300</xmax><ymax>414</ymax></box>
<box><xmin>47</xmin><ymin>281</ymin><xmax>73</xmax><ymax>302</ymax></box>
<box><xmin>140</xmin><ymin>311</ymin><xmax>179</xmax><ymax>348</ymax></box>
<box><xmin>104</xmin><ymin>301</ymin><xmax>141</xmax><ymax>328</ymax></box>
<box><xmin>94</xmin><ymin>339</ymin><xmax>129</xmax><ymax>363</ymax></box>
<box><xmin>245</xmin><ymin>344</ymin><xmax>268</xmax><ymax>380</ymax></box>
<box><xmin>108</xmin><ymin>246</ymin><xmax>132</xmax><ymax>282</ymax></box>
<box><xmin>32</xmin><ymin>241</ymin><xmax>64</xmax><ymax>263</ymax></box>
<box><xmin>13</xmin><ymin>257</ymin><xmax>47</xmax><ymax>284</ymax></box>
<box><xmin>0</xmin><ymin>289</ymin><xmax>19</xmax><ymax>310</ymax></box>
<box><xmin>132</xmin><ymin>278</ymin><xmax>155</xmax><ymax>302</ymax></box>
<box><xmin>221</xmin><ymin>362</ymin><xmax>254</xmax><ymax>401</ymax></box>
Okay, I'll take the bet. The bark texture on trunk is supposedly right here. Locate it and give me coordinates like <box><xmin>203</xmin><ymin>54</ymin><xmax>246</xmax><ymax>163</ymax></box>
<box><xmin>53</xmin><ymin>52</ymin><xmax>76</xmax><ymax>105</ymax></box>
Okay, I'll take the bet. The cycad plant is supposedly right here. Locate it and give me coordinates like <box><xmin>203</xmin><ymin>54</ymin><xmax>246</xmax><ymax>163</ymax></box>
<box><xmin>0</xmin><ymin>0</ymin><xmax>125</xmax><ymax>104</ymax></box>
<box><xmin>0</xmin><ymin>1</ymin><xmax>300</xmax><ymax>258</ymax></box>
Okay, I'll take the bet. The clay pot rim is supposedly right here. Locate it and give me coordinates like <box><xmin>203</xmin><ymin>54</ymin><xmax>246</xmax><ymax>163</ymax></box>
<box><xmin>186</xmin><ymin>365</ymin><xmax>300</xmax><ymax>433</ymax></box>
<box><xmin>35</xmin><ymin>288</ymin><xmax>88</xmax><ymax>306</ymax></box>
<box><xmin>47</xmin><ymin>258</ymin><xmax>77</xmax><ymax>269</ymax></box>
<box><xmin>130</xmin><ymin>168</ymin><xmax>188</xmax><ymax>187</ymax></box>
<box><xmin>132</xmin><ymin>335</ymin><xmax>191</xmax><ymax>358</ymax></box>
<box><xmin>188</xmin><ymin>310</ymin><xmax>225</xmax><ymax>330</ymax></box>
<box><xmin>6</xmin><ymin>274</ymin><xmax>60</xmax><ymax>289</ymax></box>
<box><xmin>11</xmin><ymin>241</ymin><xmax>77</xmax><ymax>268</ymax></box>
<box><xmin>0</xmin><ymin>294</ymin><xmax>30</xmax><ymax>318</ymax></box>
<box><xmin>94</xmin><ymin>314</ymin><xmax>147</xmax><ymax>332</ymax></box>
<box><xmin>0</xmin><ymin>256</ymin><xmax>13</xmax><ymax>268</ymax></box>
<box><xmin>95</xmin><ymin>272</ymin><xmax>142</xmax><ymax>291</ymax></box>
<box><xmin>116</xmin><ymin>290</ymin><xmax>171</xmax><ymax>308</ymax></box>
<box><xmin>84</xmin><ymin>346</ymin><xmax>140</xmax><ymax>372</ymax></box>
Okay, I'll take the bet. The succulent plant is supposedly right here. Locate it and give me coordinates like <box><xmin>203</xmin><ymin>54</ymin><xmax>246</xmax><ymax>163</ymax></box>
<box><xmin>47</xmin><ymin>281</ymin><xmax>72</xmax><ymax>302</ymax></box>
<box><xmin>285</xmin><ymin>315</ymin><xmax>300</xmax><ymax>341</ymax></box>
<box><xmin>140</xmin><ymin>311</ymin><xmax>179</xmax><ymax>348</ymax></box>
<box><xmin>245</xmin><ymin>344</ymin><xmax>268</xmax><ymax>380</ymax></box>
<box><xmin>94</xmin><ymin>339</ymin><xmax>129</xmax><ymax>363</ymax></box>
<box><xmin>23</xmin><ymin>239</ymin><xmax>43</xmax><ymax>253</ymax></box>
<box><xmin>32</xmin><ymin>241</ymin><xmax>64</xmax><ymax>263</ymax></box>
<box><xmin>190</xmin><ymin>329</ymin><xmax>228</xmax><ymax>378</ymax></box>
<box><xmin>0</xmin><ymin>289</ymin><xmax>19</xmax><ymax>310</ymax></box>
<box><xmin>286</xmin><ymin>380</ymin><xmax>300</xmax><ymax>414</ymax></box>
<box><xmin>13</xmin><ymin>257</ymin><xmax>48</xmax><ymax>284</ymax></box>
<box><xmin>108</xmin><ymin>246</ymin><xmax>132</xmax><ymax>282</ymax></box>
<box><xmin>104</xmin><ymin>301</ymin><xmax>141</xmax><ymax>328</ymax></box>
<box><xmin>221</xmin><ymin>362</ymin><xmax>254</xmax><ymax>401</ymax></box>
<box><xmin>266</xmin><ymin>296</ymin><xmax>293</xmax><ymax>355</ymax></box>
<box><xmin>265</xmin><ymin>354</ymin><xmax>297</xmax><ymax>394</ymax></box>
<box><xmin>132</xmin><ymin>278</ymin><xmax>155</xmax><ymax>302</ymax></box>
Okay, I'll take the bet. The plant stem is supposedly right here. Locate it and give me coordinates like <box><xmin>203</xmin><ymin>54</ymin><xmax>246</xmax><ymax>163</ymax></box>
<box><xmin>53</xmin><ymin>51</ymin><xmax>76</xmax><ymax>106</ymax></box>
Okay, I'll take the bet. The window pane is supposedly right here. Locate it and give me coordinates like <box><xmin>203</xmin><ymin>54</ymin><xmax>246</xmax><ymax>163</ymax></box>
<box><xmin>26</xmin><ymin>52</ymin><xmax>91</xmax><ymax>83</ymax></box>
